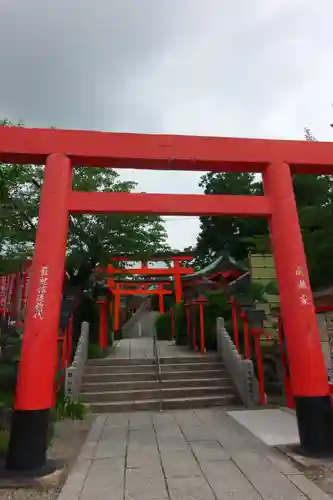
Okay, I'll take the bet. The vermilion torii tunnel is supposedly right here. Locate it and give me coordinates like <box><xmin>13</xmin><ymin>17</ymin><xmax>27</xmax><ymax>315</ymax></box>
<box><xmin>1</xmin><ymin>126</ymin><xmax>333</xmax><ymax>470</ymax></box>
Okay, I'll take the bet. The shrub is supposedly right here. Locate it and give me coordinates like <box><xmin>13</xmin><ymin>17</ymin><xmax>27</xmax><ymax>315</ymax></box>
<box><xmin>155</xmin><ymin>312</ymin><xmax>172</xmax><ymax>340</ymax></box>
<box><xmin>174</xmin><ymin>302</ymin><xmax>188</xmax><ymax>346</ymax></box>
<box><xmin>171</xmin><ymin>291</ymin><xmax>233</xmax><ymax>351</ymax></box>
<box><xmin>56</xmin><ymin>392</ymin><xmax>88</xmax><ymax>420</ymax></box>
<box><xmin>88</xmin><ymin>343</ymin><xmax>109</xmax><ymax>359</ymax></box>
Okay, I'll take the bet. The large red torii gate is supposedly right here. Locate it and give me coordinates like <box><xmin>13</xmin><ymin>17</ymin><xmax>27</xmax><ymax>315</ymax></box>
<box><xmin>1</xmin><ymin>126</ymin><xmax>332</xmax><ymax>470</ymax></box>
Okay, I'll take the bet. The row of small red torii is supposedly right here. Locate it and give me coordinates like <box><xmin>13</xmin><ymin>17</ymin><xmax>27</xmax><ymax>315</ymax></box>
<box><xmin>95</xmin><ymin>257</ymin><xmax>288</xmax><ymax>409</ymax></box>
<box><xmin>1</xmin><ymin>125</ymin><xmax>333</xmax><ymax>470</ymax></box>
<box><xmin>0</xmin><ymin>257</ymin><xmax>289</xmax><ymax>411</ymax></box>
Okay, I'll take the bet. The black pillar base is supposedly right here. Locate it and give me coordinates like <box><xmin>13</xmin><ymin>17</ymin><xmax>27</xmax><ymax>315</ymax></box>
<box><xmin>6</xmin><ymin>409</ymin><xmax>50</xmax><ymax>471</ymax></box>
<box><xmin>294</xmin><ymin>395</ymin><xmax>333</xmax><ymax>457</ymax></box>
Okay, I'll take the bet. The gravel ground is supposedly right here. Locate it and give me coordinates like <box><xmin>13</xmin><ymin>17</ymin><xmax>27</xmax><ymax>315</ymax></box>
<box><xmin>303</xmin><ymin>465</ymin><xmax>333</xmax><ymax>497</ymax></box>
<box><xmin>0</xmin><ymin>416</ymin><xmax>94</xmax><ymax>500</ymax></box>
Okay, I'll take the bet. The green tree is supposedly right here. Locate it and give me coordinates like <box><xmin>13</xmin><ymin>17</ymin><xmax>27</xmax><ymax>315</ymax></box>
<box><xmin>195</xmin><ymin>172</ymin><xmax>268</xmax><ymax>266</ymax></box>
<box><xmin>196</xmin><ymin>131</ymin><xmax>333</xmax><ymax>289</ymax></box>
<box><xmin>0</xmin><ymin>120</ymin><xmax>170</xmax><ymax>285</ymax></box>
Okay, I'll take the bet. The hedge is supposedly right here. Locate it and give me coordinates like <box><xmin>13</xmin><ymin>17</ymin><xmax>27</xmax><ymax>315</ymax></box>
<box><xmin>155</xmin><ymin>290</ymin><xmax>240</xmax><ymax>351</ymax></box>
<box><xmin>155</xmin><ymin>312</ymin><xmax>172</xmax><ymax>340</ymax></box>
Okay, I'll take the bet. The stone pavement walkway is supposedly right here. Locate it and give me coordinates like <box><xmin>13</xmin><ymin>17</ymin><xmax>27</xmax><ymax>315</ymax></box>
<box><xmin>58</xmin><ymin>408</ymin><xmax>331</xmax><ymax>500</ymax></box>
<box><xmin>109</xmin><ymin>338</ymin><xmax>210</xmax><ymax>359</ymax></box>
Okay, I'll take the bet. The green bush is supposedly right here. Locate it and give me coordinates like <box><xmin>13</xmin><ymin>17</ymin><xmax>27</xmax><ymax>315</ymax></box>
<box><xmin>155</xmin><ymin>312</ymin><xmax>172</xmax><ymax>340</ymax></box>
<box><xmin>56</xmin><ymin>392</ymin><xmax>88</xmax><ymax>420</ymax></box>
<box><xmin>171</xmin><ymin>291</ymin><xmax>233</xmax><ymax>351</ymax></box>
<box><xmin>174</xmin><ymin>301</ymin><xmax>188</xmax><ymax>346</ymax></box>
<box><xmin>88</xmin><ymin>343</ymin><xmax>109</xmax><ymax>359</ymax></box>
<box><xmin>155</xmin><ymin>291</ymin><xmax>239</xmax><ymax>352</ymax></box>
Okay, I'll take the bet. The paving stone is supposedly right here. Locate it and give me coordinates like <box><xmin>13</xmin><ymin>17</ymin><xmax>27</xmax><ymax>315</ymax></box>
<box><xmin>127</xmin><ymin>452</ymin><xmax>161</xmax><ymax>469</ymax></box>
<box><xmin>127</xmin><ymin>429</ymin><xmax>160</xmax><ymax>469</ymax></box>
<box><xmin>129</xmin><ymin>428</ymin><xmax>156</xmax><ymax>443</ymax></box>
<box><xmin>57</xmin><ymin>458</ymin><xmax>92</xmax><ymax>500</ymax></box>
<box><xmin>105</xmin><ymin>412</ymin><xmax>129</xmax><ymax>428</ymax></box>
<box><xmin>173</xmin><ymin>410</ymin><xmax>203</xmax><ymax>428</ymax></box>
<box><xmin>214</xmin><ymin>415</ymin><xmax>265</xmax><ymax>454</ymax></box>
<box><xmin>125</xmin><ymin>466</ymin><xmax>168</xmax><ymax>499</ymax></box>
<box><xmin>99</xmin><ymin>426</ymin><xmax>127</xmax><ymax>442</ymax></box>
<box><xmin>78</xmin><ymin>441</ymin><xmax>98</xmax><ymax>461</ymax></box>
<box><xmin>264</xmin><ymin>448</ymin><xmax>301</xmax><ymax>475</ymax></box>
<box><xmin>190</xmin><ymin>440</ymin><xmax>230</xmax><ymax>462</ymax></box>
<box><xmin>232</xmin><ymin>450</ymin><xmax>306</xmax><ymax>499</ymax></box>
<box><xmin>179</xmin><ymin>425</ymin><xmax>216</xmax><ymax>442</ymax></box>
<box><xmin>58</xmin><ymin>405</ymin><xmax>330</xmax><ymax>500</ymax></box>
<box><xmin>155</xmin><ymin>425</ymin><xmax>189</xmax><ymax>452</ymax></box>
<box><xmin>287</xmin><ymin>474</ymin><xmax>332</xmax><ymax>500</ymax></box>
<box><xmin>78</xmin><ymin>415</ymin><xmax>107</xmax><ymax>459</ymax></box>
<box><xmin>151</xmin><ymin>412</ymin><xmax>176</xmax><ymax>426</ymax></box>
<box><xmin>94</xmin><ymin>430</ymin><xmax>127</xmax><ymax>459</ymax></box>
<box><xmin>168</xmin><ymin>476</ymin><xmax>215</xmax><ymax>500</ymax></box>
<box><xmin>199</xmin><ymin>460</ymin><xmax>261</xmax><ymax>500</ymax></box>
<box><xmin>129</xmin><ymin>411</ymin><xmax>153</xmax><ymax>430</ymax></box>
<box><xmin>80</xmin><ymin>457</ymin><xmax>125</xmax><ymax>500</ymax></box>
<box><xmin>160</xmin><ymin>449</ymin><xmax>202</xmax><ymax>478</ymax></box>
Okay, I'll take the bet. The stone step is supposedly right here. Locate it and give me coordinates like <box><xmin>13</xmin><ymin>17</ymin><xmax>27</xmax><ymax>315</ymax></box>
<box><xmin>159</xmin><ymin>355</ymin><xmax>220</xmax><ymax>364</ymax></box>
<box><xmin>83</xmin><ymin>371</ymin><xmax>157</xmax><ymax>383</ymax></box>
<box><xmin>83</xmin><ymin>368</ymin><xmax>227</xmax><ymax>384</ymax></box>
<box><xmin>80</xmin><ymin>385</ymin><xmax>232</xmax><ymax>403</ymax></box>
<box><xmin>89</xmin><ymin>394</ymin><xmax>239</xmax><ymax>413</ymax></box>
<box><xmin>84</xmin><ymin>363</ymin><xmax>225</xmax><ymax>375</ymax></box>
<box><xmin>82</xmin><ymin>377</ymin><xmax>231</xmax><ymax>393</ymax></box>
<box><xmin>160</xmin><ymin>362</ymin><xmax>224</xmax><ymax>372</ymax></box>
<box><xmin>85</xmin><ymin>364</ymin><xmax>157</xmax><ymax>374</ymax></box>
<box><xmin>162</xmin><ymin>394</ymin><xmax>240</xmax><ymax>410</ymax></box>
<box><xmin>86</xmin><ymin>355</ymin><xmax>220</xmax><ymax>367</ymax></box>
<box><xmin>161</xmin><ymin>369</ymin><xmax>227</xmax><ymax>380</ymax></box>
<box><xmin>82</xmin><ymin>379</ymin><xmax>159</xmax><ymax>392</ymax></box>
<box><xmin>86</xmin><ymin>358</ymin><xmax>155</xmax><ymax>367</ymax></box>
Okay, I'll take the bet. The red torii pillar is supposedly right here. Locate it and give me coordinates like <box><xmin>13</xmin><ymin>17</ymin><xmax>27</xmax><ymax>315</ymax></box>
<box><xmin>158</xmin><ymin>284</ymin><xmax>165</xmax><ymax>314</ymax></box>
<box><xmin>230</xmin><ymin>297</ymin><xmax>239</xmax><ymax>351</ymax></box>
<box><xmin>113</xmin><ymin>283</ymin><xmax>121</xmax><ymax>334</ymax></box>
<box><xmin>97</xmin><ymin>299</ymin><xmax>108</xmax><ymax>350</ymax></box>
<box><xmin>264</xmin><ymin>161</ymin><xmax>333</xmax><ymax>454</ymax></box>
<box><xmin>197</xmin><ymin>297</ymin><xmax>207</xmax><ymax>354</ymax></box>
<box><xmin>7</xmin><ymin>154</ymin><xmax>71</xmax><ymax>471</ymax></box>
<box><xmin>173</xmin><ymin>259</ymin><xmax>183</xmax><ymax>304</ymax></box>
<box><xmin>185</xmin><ymin>302</ymin><xmax>191</xmax><ymax>345</ymax></box>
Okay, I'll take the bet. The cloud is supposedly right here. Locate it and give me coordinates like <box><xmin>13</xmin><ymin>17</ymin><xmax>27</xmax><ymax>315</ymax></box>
<box><xmin>1</xmin><ymin>0</ymin><xmax>333</xmax><ymax>249</ymax></box>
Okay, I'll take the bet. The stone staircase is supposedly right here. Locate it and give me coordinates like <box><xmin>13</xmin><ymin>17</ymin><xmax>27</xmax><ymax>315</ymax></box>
<box><xmin>80</xmin><ymin>355</ymin><xmax>240</xmax><ymax>412</ymax></box>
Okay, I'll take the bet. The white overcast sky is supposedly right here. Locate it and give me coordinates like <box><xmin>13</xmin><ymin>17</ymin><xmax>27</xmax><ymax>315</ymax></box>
<box><xmin>1</xmin><ymin>0</ymin><xmax>333</xmax><ymax>250</ymax></box>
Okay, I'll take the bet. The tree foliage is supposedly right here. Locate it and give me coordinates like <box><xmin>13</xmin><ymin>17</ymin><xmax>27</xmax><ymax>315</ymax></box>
<box><xmin>0</xmin><ymin>120</ymin><xmax>170</xmax><ymax>283</ymax></box>
<box><xmin>196</xmin><ymin>172</ymin><xmax>267</xmax><ymax>266</ymax></box>
<box><xmin>196</xmin><ymin>129</ymin><xmax>333</xmax><ymax>289</ymax></box>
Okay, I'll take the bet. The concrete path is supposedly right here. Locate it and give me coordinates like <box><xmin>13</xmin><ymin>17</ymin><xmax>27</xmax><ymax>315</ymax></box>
<box><xmin>109</xmin><ymin>338</ymin><xmax>211</xmax><ymax>359</ymax></box>
<box><xmin>58</xmin><ymin>408</ymin><xmax>331</xmax><ymax>500</ymax></box>
<box><xmin>122</xmin><ymin>311</ymin><xmax>160</xmax><ymax>339</ymax></box>
<box><xmin>228</xmin><ymin>408</ymin><xmax>300</xmax><ymax>447</ymax></box>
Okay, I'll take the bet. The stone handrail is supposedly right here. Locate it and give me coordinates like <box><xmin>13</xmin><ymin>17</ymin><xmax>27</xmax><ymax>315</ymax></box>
<box><xmin>216</xmin><ymin>317</ymin><xmax>259</xmax><ymax>407</ymax></box>
<box><xmin>65</xmin><ymin>321</ymin><xmax>89</xmax><ymax>400</ymax></box>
